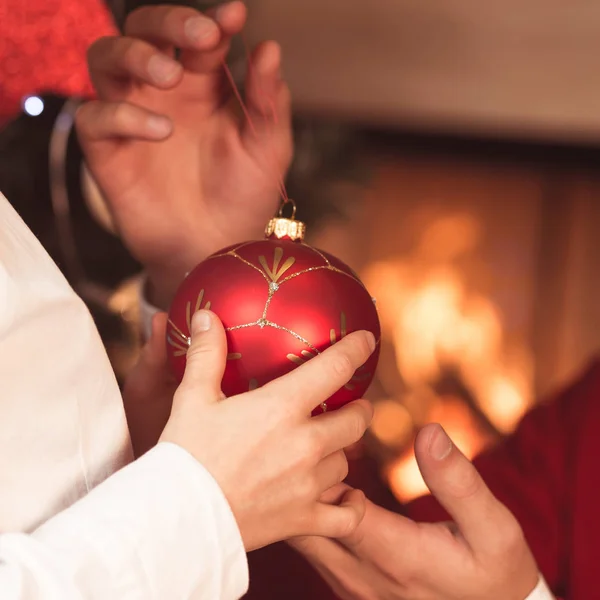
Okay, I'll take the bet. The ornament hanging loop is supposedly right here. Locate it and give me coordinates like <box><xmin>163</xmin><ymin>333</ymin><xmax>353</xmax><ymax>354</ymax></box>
<box><xmin>278</xmin><ymin>198</ymin><xmax>297</xmax><ymax>221</ymax></box>
<box><xmin>266</xmin><ymin>198</ymin><xmax>305</xmax><ymax>242</ymax></box>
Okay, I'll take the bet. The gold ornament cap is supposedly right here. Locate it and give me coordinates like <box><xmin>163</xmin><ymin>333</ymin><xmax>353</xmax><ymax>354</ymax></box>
<box><xmin>265</xmin><ymin>199</ymin><xmax>306</xmax><ymax>242</ymax></box>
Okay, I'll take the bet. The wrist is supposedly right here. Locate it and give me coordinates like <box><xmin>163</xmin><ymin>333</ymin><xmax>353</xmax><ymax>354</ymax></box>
<box><xmin>145</xmin><ymin>261</ymin><xmax>196</xmax><ymax>310</ymax></box>
<box><xmin>145</xmin><ymin>270</ymin><xmax>181</xmax><ymax>311</ymax></box>
<box><xmin>145</xmin><ymin>244</ymin><xmax>218</xmax><ymax>309</ymax></box>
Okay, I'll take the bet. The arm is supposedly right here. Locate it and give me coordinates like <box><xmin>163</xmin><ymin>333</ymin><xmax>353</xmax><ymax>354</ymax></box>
<box><xmin>407</xmin><ymin>361</ymin><xmax>600</xmax><ymax>592</ymax></box>
<box><xmin>0</xmin><ymin>444</ymin><xmax>248</xmax><ymax>600</ymax></box>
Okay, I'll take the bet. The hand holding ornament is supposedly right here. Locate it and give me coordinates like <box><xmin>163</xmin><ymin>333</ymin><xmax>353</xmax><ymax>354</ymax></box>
<box><xmin>126</xmin><ymin>308</ymin><xmax>375</xmax><ymax>550</ymax></box>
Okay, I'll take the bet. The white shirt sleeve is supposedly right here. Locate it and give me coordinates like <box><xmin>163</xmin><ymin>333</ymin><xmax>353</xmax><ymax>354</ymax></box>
<box><xmin>525</xmin><ymin>576</ymin><xmax>555</xmax><ymax>600</ymax></box>
<box><xmin>0</xmin><ymin>443</ymin><xmax>249</xmax><ymax>600</ymax></box>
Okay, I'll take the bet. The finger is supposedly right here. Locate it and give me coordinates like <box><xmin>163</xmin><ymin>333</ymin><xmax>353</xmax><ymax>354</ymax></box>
<box><xmin>76</xmin><ymin>101</ymin><xmax>172</xmax><ymax>143</ymax></box>
<box><xmin>308</xmin><ymin>400</ymin><xmax>374</xmax><ymax>459</ymax></box>
<box><xmin>289</xmin><ymin>534</ymin><xmax>371</xmax><ymax>600</ymax></box>
<box><xmin>124</xmin><ymin>314</ymin><xmax>175</xmax><ymax>457</ymax></box>
<box><xmin>88</xmin><ymin>37</ymin><xmax>183</xmax><ymax>96</ymax></box>
<box><xmin>242</xmin><ymin>41</ymin><xmax>293</xmax><ymax>166</ymax></box>
<box><xmin>143</xmin><ymin>312</ymin><xmax>170</xmax><ymax>368</ymax></box>
<box><xmin>179</xmin><ymin>310</ymin><xmax>227</xmax><ymax>400</ymax></box>
<box><xmin>124</xmin><ymin>5</ymin><xmax>220</xmax><ymax>52</ymax></box>
<box><xmin>310</xmin><ymin>488</ymin><xmax>367</xmax><ymax>539</ymax></box>
<box><xmin>336</xmin><ymin>497</ymin><xmax>419</xmax><ymax>567</ymax></box>
<box><xmin>320</xmin><ymin>483</ymin><xmax>353</xmax><ymax>505</ymax></box>
<box><xmin>209</xmin><ymin>1</ymin><xmax>247</xmax><ymax>37</ymax></box>
<box><xmin>131</xmin><ymin>312</ymin><xmax>170</xmax><ymax>382</ymax></box>
<box><xmin>314</xmin><ymin>451</ymin><xmax>349</xmax><ymax>495</ymax></box>
<box><xmin>178</xmin><ymin>2</ymin><xmax>247</xmax><ymax>73</ymax></box>
<box><xmin>414</xmin><ymin>423</ymin><xmax>513</xmax><ymax>550</ymax></box>
<box><xmin>263</xmin><ymin>330</ymin><xmax>377</xmax><ymax>415</ymax></box>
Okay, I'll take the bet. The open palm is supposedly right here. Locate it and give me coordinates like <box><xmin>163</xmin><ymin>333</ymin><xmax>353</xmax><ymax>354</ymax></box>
<box><xmin>77</xmin><ymin>2</ymin><xmax>292</xmax><ymax>305</ymax></box>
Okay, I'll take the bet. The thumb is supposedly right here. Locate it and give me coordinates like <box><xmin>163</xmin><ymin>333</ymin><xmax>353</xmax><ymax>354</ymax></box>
<box><xmin>179</xmin><ymin>310</ymin><xmax>227</xmax><ymax>401</ymax></box>
<box><xmin>414</xmin><ymin>423</ymin><xmax>511</xmax><ymax>550</ymax></box>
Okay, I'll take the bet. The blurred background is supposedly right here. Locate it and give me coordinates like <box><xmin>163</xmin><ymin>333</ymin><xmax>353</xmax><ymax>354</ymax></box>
<box><xmin>2</xmin><ymin>0</ymin><xmax>600</xmax><ymax>597</ymax></box>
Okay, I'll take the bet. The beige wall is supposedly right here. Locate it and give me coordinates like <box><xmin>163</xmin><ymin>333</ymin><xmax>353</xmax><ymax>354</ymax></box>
<box><xmin>247</xmin><ymin>0</ymin><xmax>600</xmax><ymax>143</ymax></box>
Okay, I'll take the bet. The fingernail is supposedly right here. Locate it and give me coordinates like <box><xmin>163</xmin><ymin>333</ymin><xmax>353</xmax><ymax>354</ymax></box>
<box><xmin>366</xmin><ymin>332</ymin><xmax>376</xmax><ymax>352</ymax></box>
<box><xmin>192</xmin><ymin>310</ymin><xmax>212</xmax><ymax>334</ymax></box>
<box><xmin>147</xmin><ymin>54</ymin><xmax>180</xmax><ymax>84</ymax></box>
<box><xmin>428</xmin><ymin>424</ymin><xmax>453</xmax><ymax>461</ymax></box>
<box><xmin>146</xmin><ymin>115</ymin><xmax>172</xmax><ymax>137</ymax></box>
<box><xmin>185</xmin><ymin>16</ymin><xmax>217</xmax><ymax>42</ymax></box>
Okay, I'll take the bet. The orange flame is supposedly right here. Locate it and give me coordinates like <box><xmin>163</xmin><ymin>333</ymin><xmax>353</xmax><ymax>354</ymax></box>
<box><xmin>363</xmin><ymin>212</ymin><xmax>532</xmax><ymax>501</ymax></box>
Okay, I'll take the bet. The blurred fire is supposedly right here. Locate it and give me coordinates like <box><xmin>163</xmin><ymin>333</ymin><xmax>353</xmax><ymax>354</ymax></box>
<box><xmin>363</xmin><ymin>213</ymin><xmax>533</xmax><ymax>502</ymax></box>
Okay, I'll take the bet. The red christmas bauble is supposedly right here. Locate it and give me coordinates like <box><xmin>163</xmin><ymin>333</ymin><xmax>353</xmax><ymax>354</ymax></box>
<box><xmin>166</xmin><ymin>216</ymin><xmax>380</xmax><ymax>414</ymax></box>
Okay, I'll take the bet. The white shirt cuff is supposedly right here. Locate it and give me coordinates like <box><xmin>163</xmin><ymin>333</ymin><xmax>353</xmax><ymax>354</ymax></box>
<box><xmin>525</xmin><ymin>576</ymin><xmax>555</xmax><ymax>600</ymax></box>
<box><xmin>33</xmin><ymin>442</ymin><xmax>248</xmax><ymax>599</ymax></box>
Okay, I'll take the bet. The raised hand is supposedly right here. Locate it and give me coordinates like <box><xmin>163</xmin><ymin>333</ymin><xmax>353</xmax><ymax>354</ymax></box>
<box><xmin>76</xmin><ymin>2</ymin><xmax>293</xmax><ymax>307</ymax></box>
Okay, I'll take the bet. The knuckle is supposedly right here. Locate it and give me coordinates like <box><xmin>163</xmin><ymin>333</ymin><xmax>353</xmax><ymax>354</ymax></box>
<box><xmin>124</xmin><ymin>7</ymin><xmax>147</xmax><ymax>33</ymax></box>
<box><xmin>119</xmin><ymin>39</ymin><xmax>142</xmax><ymax>71</ymax></box>
<box><xmin>495</xmin><ymin>513</ymin><xmax>526</xmax><ymax>554</ymax></box>
<box><xmin>86</xmin><ymin>36</ymin><xmax>110</xmax><ymax>66</ymax></box>
<box><xmin>335</xmin><ymin>453</ymin><xmax>349</xmax><ymax>482</ymax></box>
<box><xmin>303</xmin><ymin>427</ymin><xmax>325</xmax><ymax>460</ymax></box>
<box><xmin>186</xmin><ymin>343</ymin><xmax>210</xmax><ymax>363</ymax></box>
<box><xmin>343</xmin><ymin>409</ymin><xmax>368</xmax><ymax>444</ymax></box>
<box><xmin>109</xmin><ymin>102</ymin><xmax>132</xmax><ymax>128</ymax></box>
<box><xmin>353</xmin><ymin>331</ymin><xmax>375</xmax><ymax>360</ymax></box>
<box><xmin>329</xmin><ymin>352</ymin><xmax>354</xmax><ymax>381</ymax></box>
<box><xmin>447</xmin><ymin>462</ymin><xmax>483</xmax><ymax>500</ymax></box>
<box><xmin>268</xmin><ymin>392</ymin><xmax>297</xmax><ymax>423</ymax></box>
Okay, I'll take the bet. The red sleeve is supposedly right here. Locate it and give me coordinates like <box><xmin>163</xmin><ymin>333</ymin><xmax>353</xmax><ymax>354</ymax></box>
<box><xmin>406</xmin><ymin>361</ymin><xmax>600</xmax><ymax>594</ymax></box>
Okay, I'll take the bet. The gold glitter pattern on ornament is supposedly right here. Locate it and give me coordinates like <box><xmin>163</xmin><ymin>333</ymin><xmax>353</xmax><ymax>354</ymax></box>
<box><xmin>231</xmin><ymin>254</ymin><xmax>270</xmax><ymax>282</ymax></box>
<box><xmin>167</xmin><ymin>319</ymin><xmax>191</xmax><ymax>357</ymax></box>
<box><xmin>344</xmin><ymin>366</ymin><xmax>372</xmax><ymax>391</ymax></box>
<box><xmin>169</xmin><ymin>243</ymin><xmax>380</xmax><ymax>406</ymax></box>
<box><xmin>259</xmin><ymin>247</ymin><xmax>296</xmax><ymax>282</ymax></box>
<box><xmin>287</xmin><ymin>312</ymin><xmax>372</xmax><ymax>391</ymax></box>
<box><xmin>167</xmin><ymin>290</ymin><xmax>212</xmax><ymax>357</ymax></box>
<box><xmin>186</xmin><ymin>289</ymin><xmax>211</xmax><ymax>332</ymax></box>
<box><xmin>278</xmin><ymin>244</ymin><xmax>367</xmax><ymax>290</ymax></box>
<box><xmin>227</xmin><ymin>318</ymin><xmax>319</xmax><ymax>353</ymax></box>
<box><xmin>208</xmin><ymin>242</ymin><xmax>272</xmax><ymax>284</ymax></box>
